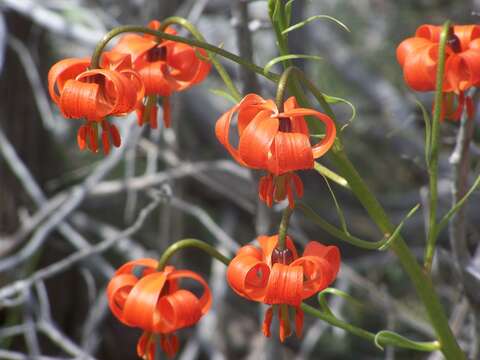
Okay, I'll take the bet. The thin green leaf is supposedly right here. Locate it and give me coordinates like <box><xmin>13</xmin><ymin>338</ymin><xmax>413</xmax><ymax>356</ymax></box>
<box><xmin>415</xmin><ymin>99</ymin><xmax>432</xmax><ymax>166</ymax></box>
<box><xmin>322</xmin><ymin>94</ymin><xmax>356</xmax><ymax>131</ymax></box>
<box><xmin>263</xmin><ymin>54</ymin><xmax>323</xmax><ymax>74</ymax></box>
<box><xmin>374</xmin><ymin>331</ymin><xmax>440</xmax><ymax>352</ymax></box>
<box><xmin>378</xmin><ymin>204</ymin><xmax>420</xmax><ymax>251</ymax></box>
<box><xmin>268</xmin><ymin>0</ymin><xmax>278</xmax><ymax>20</ymax></box>
<box><xmin>282</xmin><ymin>15</ymin><xmax>350</xmax><ymax>35</ymax></box>
<box><xmin>314</xmin><ymin>162</ymin><xmax>350</xmax><ymax>189</ymax></box>
<box><xmin>435</xmin><ymin>173</ymin><xmax>480</xmax><ymax>237</ymax></box>
<box><xmin>322</xmin><ymin>175</ymin><xmax>349</xmax><ymax>234</ymax></box>
<box><xmin>298</xmin><ymin>202</ymin><xmax>419</xmax><ymax>251</ymax></box>
<box><xmin>285</xmin><ymin>0</ymin><xmax>294</xmax><ymax>27</ymax></box>
<box><xmin>209</xmin><ymin>89</ymin><xmax>238</xmax><ymax>104</ymax></box>
<box><xmin>318</xmin><ymin>288</ymin><xmax>364</xmax><ymax>309</ymax></box>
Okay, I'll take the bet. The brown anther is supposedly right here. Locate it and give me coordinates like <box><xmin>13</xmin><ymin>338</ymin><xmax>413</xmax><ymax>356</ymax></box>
<box><xmin>447</xmin><ymin>26</ymin><xmax>461</xmax><ymax>53</ymax></box>
<box><xmin>278</xmin><ymin>116</ymin><xmax>292</xmax><ymax>132</ymax></box>
<box><xmin>271</xmin><ymin>247</ymin><xmax>294</xmax><ymax>265</ymax></box>
<box><xmin>147</xmin><ymin>46</ymin><xmax>167</xmax><ymax>62</ymax></box>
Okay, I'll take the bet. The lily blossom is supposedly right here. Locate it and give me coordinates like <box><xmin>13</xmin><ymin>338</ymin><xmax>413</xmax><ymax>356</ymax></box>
<box><xmin>107</xmin><ymin>259</ymin><xmax>212</xmax><ymax>359</ymax></box>
<box><xmin>111</xmin><ymin>20</ymin><xmax>211</xmax><ymax>129</ymax></box>
<box><xmin>397</xmin><ymin>24</ymin><xmax>480</xmax><ymax>120</ymax></box>
<box><xmin>48</xmin><ymin>53</ymin><xmax>144</xmax><ymax>153</ymax></box>
<box><xmin>216</xmin><ymin>94</ymin><xmax>336</xmax><ymax>207</ymax></box>
<box><xmin>227</xmin><ymin>235</ymin><xmax>340</xmax><ymax>341</ymax></box>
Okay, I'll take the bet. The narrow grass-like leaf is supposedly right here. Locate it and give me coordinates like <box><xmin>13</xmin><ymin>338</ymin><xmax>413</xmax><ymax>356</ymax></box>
<box><xmin>318</xmin><ymin>288</ymin><xmax>364</xmax><ymax>309</ymax></box>
<box><xmin>323</xmin><ymin>94</ymin><xmax>356</xmax><ymax>131</ymax></box>
<box><xmin>322</xmin><ymin>175</ymin><xmax>349</xmax><ymax>234</ymax></box>
<box><xmin>374</xmin><ymin>331</ymin><xmax>440</xmax><ymax>352</ymax></box>
<box><xmin>209</xmin><ymin>88</ymin><xmax>238</xmax><ymax>104</ymax></box>
<box><xmin>263</xmin><ymin>54</ymin><xmax>322</xmax><ymax>74</ymax></box>
<box><xmin>285</xmin><ymin>0</ymin><xmax>294</xmax><ymax>27</ymax></box>
<box><xmin>298</xmin><ymin>202</ymin><xmax>419</xmax><ymax>251</ymax></box>
<box><xmin>415</xmin><ymin>99</ymin><xmax>432</xmax><ymax>166</ymax></box>
<box><xmin>435</xmin><ymin>173</ymin><xmax>480</xmax><ymax>237</ymax></box>
<box><xmin>314</xmin><ymin>162</ymin><xmax>350</xmax><ymax>189</ymax></box>
<box><xmin>282</xmin><ymin>15</ymin><xmax>350</xmax><ymax>35</ymax></box>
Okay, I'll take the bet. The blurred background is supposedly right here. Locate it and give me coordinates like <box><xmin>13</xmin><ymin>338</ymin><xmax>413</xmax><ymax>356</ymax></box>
<box><xmin>1</xmin><ymin>0</ymin><xmax>480</xmax><ymax>359</ymax></box>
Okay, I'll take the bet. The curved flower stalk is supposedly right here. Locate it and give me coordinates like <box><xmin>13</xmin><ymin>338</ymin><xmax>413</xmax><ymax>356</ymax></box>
<box><xmin>227</xmin><ymin>234</ymin><xmax>340</xmax><ymax>341</ymax></box>
<box><xmin>111</xmin><ymin>20</ymin><xmax>211</xmax><ymax>129</ymax></box>
<box><xmin>397</xmin><ymin>24</ymin><xmax>480</xmax><ymax>120</ymax></box>
<box><xmin>47</xmin><ymin>53</ymin><xmax>144</xmax><ymax>153</ymax></box>
<box><xmin>215</xmin><ymin>94</ymin><xmax>336</xmax><ymax>207</ymax></box>
<box><xmin>107</xmin><ymin>259</ymin><xmax>212</xmax><ymax>359</ymax></box>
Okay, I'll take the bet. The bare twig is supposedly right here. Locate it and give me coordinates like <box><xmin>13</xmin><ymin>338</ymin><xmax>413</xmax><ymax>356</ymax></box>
<box><xmin>0</xmin><ymin>122</ymin><xmax>140</xmax><ymax>273</ymax></box>
<box><xmin>168</xmin><ymin>196</ymin><xmax>239</xmax><ymax>253</ymax></box>
<box><xmin>0</xmin><ymin>0</ymin><xmax>103</xmax><ymax>45</ymax></box>
<box><xmin>7</xmin><ymin>36</ymin><xmax>58</xmax><ymax>133</ymax></box>
<box><xmin>0</xmin><ymin>191</ymin><xmax>162</xmax><ymax>305</ymax></box>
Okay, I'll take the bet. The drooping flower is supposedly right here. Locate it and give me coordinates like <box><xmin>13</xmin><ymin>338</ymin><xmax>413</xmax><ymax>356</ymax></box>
<box><xmin>111</xmin><ymin>20</ymin><xmax>211</xmax><ymax>129</ymax></box>
<box><xmin>227</xmin><ymin>235</ymin><xmax>340</xmax><ymax>341</ymax></box>
<box><xmin>397</xmin><ymin>24</ymin><xmax>480</xmax><ymax>120</ymax></box>
<box><xmin>215</xmin><ymin>94</ymin><xmax>336</xmax><ymax>207</ymax></box>
<box><xmin>107</xmin><ymin>259</ymin><xmax>212</xmax><ymax>359</ymax></box>
<box><xmin>48</xmin><ymin>53</ymin><xmax>144</xmax><ymax>153</ymax></box>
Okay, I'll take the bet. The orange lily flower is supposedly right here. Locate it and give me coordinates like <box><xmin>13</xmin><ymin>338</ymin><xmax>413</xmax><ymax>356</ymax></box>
<box><xmin>397</xmin><ymin>24</ymin><xmax>480</xmax><ymax>120</ymax></box>
<box><xmin>216</xmin><ymin>94</ymin><xmax>336</xmax><ymax>207</ymax></box>
<box><xmin>48</xmin><ymin>53</ymin><xmax>144</xmax><ymax>153</ymax></box>
<box><xmin>107</xmin><ymin>259</ymin><xmax>212</xmax><ymax>359</ymax></box>
<box><xmin>227</xmin><ymin>235</ymin><xmax>340</xmax><ymax>342</ymax></box>
<box><xmin>111</xmin><ymin>20</ymin><xmax>211</xmax><ymax>128</ymax></box>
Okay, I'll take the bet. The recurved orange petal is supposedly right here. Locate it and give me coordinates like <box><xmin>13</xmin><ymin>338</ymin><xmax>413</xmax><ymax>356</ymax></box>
<box><xmin>263</xmin><ymin>263</ymin><xmax>303</xmax><ymax>306</ymax></box>
<box><xmin>122</xmin><ymin>272</ymin><xmax>168</xmax><ymax>331</ymax></box>
<box><xmin>59</xmin><ymin>79</ymin><xmax>104</xmax><ymax>120</ymax></box>
<box><xmin>283</xmin><ymin>97</ymin><xmax>309</xmax><ymax>135</ymax></box>
<box><xmin>416</xmin><ymin>24</ymin><xmax>441</xmax><ymax>42</ymax></box>
<box><xmin>226</xmin><ymin>250</ymin><xmax>270</xmax><ymax>301</ymax></box>
<box><xmin>396</xmin><ymin>37</ymin><xmax>433</xmax><ymax>68</ymax></box>
<box><xmin>48</xmin><ymin>58</ymin><xmax>90</xmax><ymax>104</ymax></box>
<box><xmin>453</xmin><ymin>25</ymin><xmax>480</xmax><ymax>51</ymax></box>
<box><xmin>138</xmin><ymin>61</ymin><xmax>177</xmax><ymax>96</ymax></box>
<box><xmin>267</xmin><ymin>132</ymin><xmax>314</xmax><ymax>175</ymax></box>
<box><xmin>156</xmin><ymin>289</ymin><xmax>202</xmax><ymax>333</ymax></box>
<box><xmin>281</xmin><ymin>108</ymin><xmax>337</xmax><ymax>159</ymax></box>
<box><xmin>166</xmin><ymin>269</ymin><xmax>212</xmax><ymax>314</ymax></box>
<box><xmin>238</xmin><ymin>110</ymin><xmax>278</xmax><ymax>169</ymax></box>
<box><xmin>112</xmin><ymin>34</ymin><xmax>157</xmax><ymax>64</ymax></box>
<box><xmin>402</xmin><ymin>42</ymin><xmax>440</xmax><ymax>92</ymax></box>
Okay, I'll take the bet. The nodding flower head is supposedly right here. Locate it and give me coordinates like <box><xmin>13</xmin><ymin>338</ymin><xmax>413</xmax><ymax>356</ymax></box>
<box><xmin>397</xmin><ymin>24</ymin><xmax>480</xmax><ymax>120</ymax></box>
<box><xmin>111</xmin><ymin>20</ymin><xmax>211</xmax><ymax>129</ymax></box>
<box><xmin>107</xmin><ymin>259</ymin><xmax>212</xmax><ymax>359</ymax></box>
<box><xmin>48</xmin><ymin>54</ymin><xmax>144</xmax><ymax>154</ymax></box>
<box><xmin>216</xmin><ymin>94</ymin><xmax>336</xmax><ymax>207</ymax></box>
<box><xmin>227</xmin><ymin>235</ymin><xmax>340</xmax><ymax>342</ymax></box>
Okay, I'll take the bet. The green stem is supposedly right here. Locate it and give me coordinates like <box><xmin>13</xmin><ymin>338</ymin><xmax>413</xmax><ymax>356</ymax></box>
<box><xmin>271</xmin><ymin>58</ymin><xmax>464</xmax><ymax>360</ymax></box>
<box><xmin>329</xmin><ymin>148</ymin><xmax>464</xmax><ymax>359</ymax></box>
<box><xmin>157</xmin><ymin>238</ymin><xmax>231</xmax><ymax>270</ymax></box>
<box><xmin>424</xmin><ymin>21</ymin><xmax>451</xmax><ymax>272</ymax></box>
<box><xmin>277</xmin><ymin>206</ymin><xmax>293</xmax><ymax>250</ymax></box>
<box><xmin>301</xmin><ymin>303</ymin><xmax>440</xmax><ymax>352</ymax></box>
<box><xmin>90</xmin><ymin>25</ymin><xmax>279</xmax><ymax>83</ymax></box>
<box><xmin>275</xmin><ymin>66</ymin><xmax>294</xmax><ymax>109</ymax></box>
<box><xmin>157</xmin><ymin>16</ymin><xmax>242</xmax><ymax>102</ymax></box>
